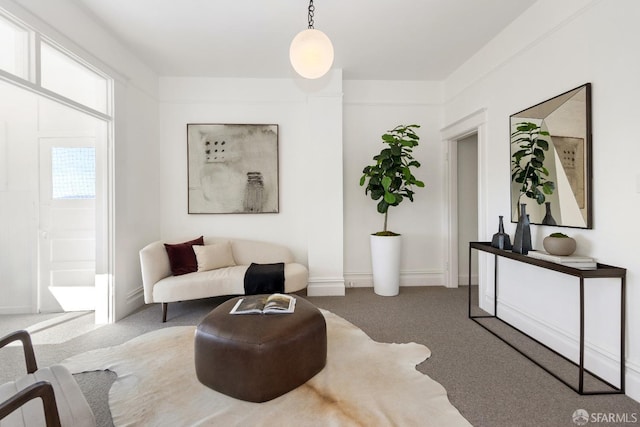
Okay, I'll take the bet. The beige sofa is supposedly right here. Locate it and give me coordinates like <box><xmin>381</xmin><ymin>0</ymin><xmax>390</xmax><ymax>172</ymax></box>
<box><xmin>139</xmin><ymin>237</ymin><xmax>308</xmax><ymax>321</ymax></box>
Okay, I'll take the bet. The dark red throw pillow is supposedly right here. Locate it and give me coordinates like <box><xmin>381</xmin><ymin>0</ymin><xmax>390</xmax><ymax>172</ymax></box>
<box><xmin>164</xmin><ymin>236</ymin><xmax>204</xmax><ymax>276</ymax></box>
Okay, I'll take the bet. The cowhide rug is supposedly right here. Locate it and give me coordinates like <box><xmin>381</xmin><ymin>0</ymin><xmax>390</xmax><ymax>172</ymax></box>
<box><xmin>62</xmin><ymin>310</ymin><xmax>471</xmax><ymax>426</ymax></box>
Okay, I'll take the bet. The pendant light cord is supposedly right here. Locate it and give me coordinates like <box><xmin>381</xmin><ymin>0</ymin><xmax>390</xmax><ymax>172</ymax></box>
<box><xmin>307</xmin><ymin>0</ymin><xmax>315</xmax><ymax>29</ymax></box>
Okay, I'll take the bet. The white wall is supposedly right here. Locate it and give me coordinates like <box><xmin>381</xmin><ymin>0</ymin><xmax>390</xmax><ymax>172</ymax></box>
<box><xmin>444</xmin><ymin>0</ymin><xmax>640</xmax><ymax>400</ymax></box>
<box><xmin>112</xmin><ymin>81</ymin><xmax>160</xmax><ymax>319</ymax></box>
<box><xmin>6</xmin><ymin>0</ymin><xmax>161</xmax><ymax>320</ymax></box>
<box><xmin>158</xmin><ymin>73</ymin><xmax>344</xmax><ymax>295</ymax></box>
<box><xmin>343</xmin><ymin>80</ymin><xmax>445</xmax><ymax>287</ymax></box>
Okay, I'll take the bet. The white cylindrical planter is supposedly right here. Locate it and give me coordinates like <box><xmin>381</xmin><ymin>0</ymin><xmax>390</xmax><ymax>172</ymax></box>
<box><xmin>370</xmin><ymin>234</ymin><xmax>402</xmax><ymax>296</ymax></box>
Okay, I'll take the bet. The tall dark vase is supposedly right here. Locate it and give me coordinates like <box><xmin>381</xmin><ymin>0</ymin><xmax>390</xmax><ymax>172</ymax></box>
<box><xmin>512</xmin><ymin>204</ymin><xmax>532</xmax><ymax>254</ymax></box>
<box><xmin>491</xmin><ymin>215</ymin><xmax>512</xmax><ymax>250</ymax></box>
<box><xmin>542</xmin><ymin>202</ymin><xmax>557</xmax><ymax>225</ymax></box>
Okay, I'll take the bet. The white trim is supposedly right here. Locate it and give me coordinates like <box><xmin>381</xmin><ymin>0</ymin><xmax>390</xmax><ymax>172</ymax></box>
<box><xmin>441</xmin><ymin>108</ymin><xmax>487</xmax><ymax>135</ymax></box>
<box><xmin>0</xmin><ymin>121</ymin><xmax>6</xmax><ymax>191</ymax></box>
<box><xmin>32</xmin><ymin>32</ymin><xmax>39</xmax><ymax>85</ymax></box>
<box><xmin>343</xmin><ymin>101</ymin><xmax>441</xmax><ymax>107</ymax></box>
<box><xmin>481</xmin><ymin>288</ymin><xmax>496</xmax><ymax>315</ymax></box>
<box><xmin>306</xmin><ymin>277</ymin><xmax>346</xmax><ymax>296</ymax></box>
<box><xmin>458</xmin><ymin>273</ymin><xmax>478</xmax><ymax>286</ymax></box>
<box><xmin>446</xmin><ymin>140</ymin><xmax>458</xmax><ymax>289</ymax></box>
<box><xmin>93</xmin><ymin>111</ymin><xmax>114</xmax><ymax>324</ymax></box>
<box><xmin>104</xmin><ymin>114</ymin><xmax>116</xmax><ymax>324</ymax></box>
<box><xmin>126</xmin><ymin>286</ymin><xmax>144</xmax><ymax>304</ymax></box>
<box><xmin>626</xmin><ymin>361</ymin><xmax>640</xmax><ymax>403</ymax></box>
<box><xmin>344</xmin><ymin>270</ymin><xmax>445</xmax><ymax>288</ymax></box>
<box><xmin>441</xmin><ymin>108</ymin><xmax>487</xmax><ymax>291</ymax></box>
<box><xmin>0</xmin><ymin>69</ymin><xmax>111</xmax><ymax>122</ymax></box>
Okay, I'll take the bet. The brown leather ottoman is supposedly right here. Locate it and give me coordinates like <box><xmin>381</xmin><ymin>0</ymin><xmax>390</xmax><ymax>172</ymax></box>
<box><xmin>194</xmin><ymin>296</ymin><xmax>327</xmax><ymax>402</ymax></box>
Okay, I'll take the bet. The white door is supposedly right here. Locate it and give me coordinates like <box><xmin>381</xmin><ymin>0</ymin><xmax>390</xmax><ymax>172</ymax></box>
<box><xmin>38</xmin><ymin>138</ymin><xmax>96</xmax><ymax>312</ymax></box>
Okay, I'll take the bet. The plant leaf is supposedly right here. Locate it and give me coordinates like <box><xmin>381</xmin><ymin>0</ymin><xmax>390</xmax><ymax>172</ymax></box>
<box><xmin>381</xmin><ymin>176</ymin><xmax>392</xmax><ymax>190</ymax></box>
<box><xmin>384</xmin><ymin>192</ymin><xmax>396</xmax><ymax>204</ymax></box>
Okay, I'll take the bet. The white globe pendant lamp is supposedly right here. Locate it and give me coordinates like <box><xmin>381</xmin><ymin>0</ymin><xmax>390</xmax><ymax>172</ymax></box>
<box><xmin>289</xmin><ymin>0</ymin><xmax>334</xmax><ymax>79</ymax></box>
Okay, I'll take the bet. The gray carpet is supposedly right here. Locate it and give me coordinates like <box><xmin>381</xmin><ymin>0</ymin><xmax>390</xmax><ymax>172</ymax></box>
<box><xmin>1</xmin><ymin>287</ymin><xmax>639</xmax><ymax>427</ymax></box>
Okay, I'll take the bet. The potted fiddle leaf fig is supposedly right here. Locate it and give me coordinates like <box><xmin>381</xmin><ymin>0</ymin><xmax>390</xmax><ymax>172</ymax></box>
<box><xmin>359</xmin><ymin>124</ymin><xmax>424</xmax><ymax>296</ymax></box>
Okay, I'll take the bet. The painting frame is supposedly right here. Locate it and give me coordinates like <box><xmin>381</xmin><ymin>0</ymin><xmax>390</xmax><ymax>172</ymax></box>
<box><xmin>187</xmin><ymin>123</ymin><xmax>279</xmax><ymax>214</ymax></box>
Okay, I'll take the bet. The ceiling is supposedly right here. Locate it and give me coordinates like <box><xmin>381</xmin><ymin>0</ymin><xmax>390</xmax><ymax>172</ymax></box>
<box><xmin>73</xmin><ymin>0</ymin><xmax>536</xmax><ymax>81</ymax></box>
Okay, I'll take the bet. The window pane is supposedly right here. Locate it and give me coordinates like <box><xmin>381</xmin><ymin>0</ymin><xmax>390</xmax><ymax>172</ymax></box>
<box><xmin>41</xmin><ymin>42</ymin><xmax>108</xmax><ymax>113</ymax></box>
<box><xmin>0</xmin><ymin>14</ymin><xmax>29</xmax><ymax>79</ymax></box>
<box><xmin>52</xmin><ymin>147</ymin><xmax>95</xmax><ymax>199</ymax></box>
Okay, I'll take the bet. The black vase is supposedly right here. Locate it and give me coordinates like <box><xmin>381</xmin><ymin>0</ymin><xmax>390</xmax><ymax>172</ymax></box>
<box><xmin>542</xmin><ymin>202</ymin><xmax>557</xmax><ymax>225</ymax></box>
<box><xmin>513</xmin><ymin>204</ymin><xmax>532</xmax><ymax>254</ymax></box>
<box><xmin>491</xmin><ymin>216</ymin><xmax>512</xmax><ymax>250</ymax></box>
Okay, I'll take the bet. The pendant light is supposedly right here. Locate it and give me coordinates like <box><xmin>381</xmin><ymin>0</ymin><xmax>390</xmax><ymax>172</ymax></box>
<box><xmin>289</xmin><ymin>0</ymin><xmax>334</xmax><ymax>79</ymax></box>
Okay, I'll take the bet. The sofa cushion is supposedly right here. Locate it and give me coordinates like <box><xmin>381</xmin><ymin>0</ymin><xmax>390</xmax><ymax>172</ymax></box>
<box><xmin>230</xmin><ymin>240</ymin><xmax>294</xmax><ymax>265</ymax></box>
<box><xmin>153</xmin><ymin>265</ymin><xmax>249</xmax><ymax>302</ymax></box>
<box><xmin>164</xmin><ymin>236</ymin><xmax>204</xmax><ymax>276</ymax></box>
<box><xmin>152</xmin><ymin>263</ymin><xmax>308</xmax><ymax>303</ymax></box>
<box><xmin>193</xmin><ymin>242</ymin><xmax>236</xmax><ymax>272</ymax></box>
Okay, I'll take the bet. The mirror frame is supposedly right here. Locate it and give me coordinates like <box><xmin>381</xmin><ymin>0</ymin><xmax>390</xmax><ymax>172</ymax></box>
<box><xmin>510</xmin><ymin>83</ymin><xmax>592</xmax><ymax>229</ymax></box>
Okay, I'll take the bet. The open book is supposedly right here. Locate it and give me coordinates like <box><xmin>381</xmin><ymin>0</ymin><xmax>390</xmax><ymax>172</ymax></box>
<box><xmin>230</xmin><ymin>294</ymin><xmax>296</xmax><ymax>315</ymax></box>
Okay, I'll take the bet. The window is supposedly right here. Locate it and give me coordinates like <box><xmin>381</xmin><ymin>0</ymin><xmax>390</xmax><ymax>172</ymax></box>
<box><xmin>0</xmin><ymin>9</ymin><xmax>112</xmax><ymax>118</ymax></box>
<box><xmin>41</xmin><ymin>42</ymin><xmax>108</xmax><ymax>114</ymax></box>
<box><xmin>0</xmin><ymin>14</ymin><xmax>28</xmax><ymax>79</ymax></box>
<box><xmin>51</xmin><ymin>147</ymin><xmax>95</xmax><ymax>199</ymax></box>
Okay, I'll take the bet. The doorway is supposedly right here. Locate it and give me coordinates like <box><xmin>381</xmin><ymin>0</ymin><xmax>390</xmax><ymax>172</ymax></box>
<box><xmin>0</xmin><ymin>80</ymin><xmax>107</xmax><ymax>315</ymax></box>
<box><xmin>38</xmin><ymin>138</ymin><xmax>96</xmax><ymax>312</ymax></box>
<box><xmin>441</xmin><ymin>108</ymin><xmax>487</xmax><ymax>290</ymax></box>
<box><xmin>456</xmin><ymin>134</ymin><xmax>478</xmax><ymax>286</ymax></box>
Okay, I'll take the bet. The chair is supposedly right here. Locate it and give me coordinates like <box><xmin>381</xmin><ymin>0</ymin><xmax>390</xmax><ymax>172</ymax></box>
<box><xmin>0</xmin><ymin>330</ymin><xmax>95</xmax><ymax>427</ymax></box>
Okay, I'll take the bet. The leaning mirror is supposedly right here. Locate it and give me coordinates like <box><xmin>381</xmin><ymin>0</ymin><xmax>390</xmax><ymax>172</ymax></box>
<box><xmin>510</xmin><ymin>83</ymin><xmax>592</xmax><ymax>229</ymax></box>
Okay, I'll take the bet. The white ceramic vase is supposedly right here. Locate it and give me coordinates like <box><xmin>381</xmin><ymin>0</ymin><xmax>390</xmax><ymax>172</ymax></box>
<box><xmin>370</xmin><ymin>234</ymin><xmax>402</xmax><ymax>296</ymax></box>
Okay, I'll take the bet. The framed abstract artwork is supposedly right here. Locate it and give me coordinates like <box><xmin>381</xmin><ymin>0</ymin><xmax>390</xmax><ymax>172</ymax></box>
<box><xmin>187</xmin><ymin>124</ymin><xmax>279</xmax><ymax>214</ymax></box>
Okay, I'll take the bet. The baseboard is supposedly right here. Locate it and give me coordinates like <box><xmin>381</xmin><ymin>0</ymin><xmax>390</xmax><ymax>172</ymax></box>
<box><xmin>480</xmin><ymin>292</ymin><xmax>495</xmax><ymax>313</ymax></box>
<box><xmin>483</xmin><ymin>294</ymin><xmax>629</xmax><ymax>392</ymax></box>
<box><xmin>126</xmin><ymin>286</ymin><xmax>144</xmax><ymax>304</ymax></box>
<box><xmin>307</xmin><ymin>277</ymin><xmax>345</xmax><ymax>296</ymax></box>
<box><xmin>458</xmin><ymin>273</ymin><xmax>478</xmax><ymax>286</ymax></box>
<box><xmin>625</xmin><ymin>361</ymin><xmax>640</xmax><ymax>403</ymax></box>
<box><xmin>344</xmin><ymin>270</ymin><xmax>444</xmax><ymax>288</ymax></box>
<box><xmin>114</xmin><ymin>286</ymin><xmax>145</xmax><ymax>321</ymax></box>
